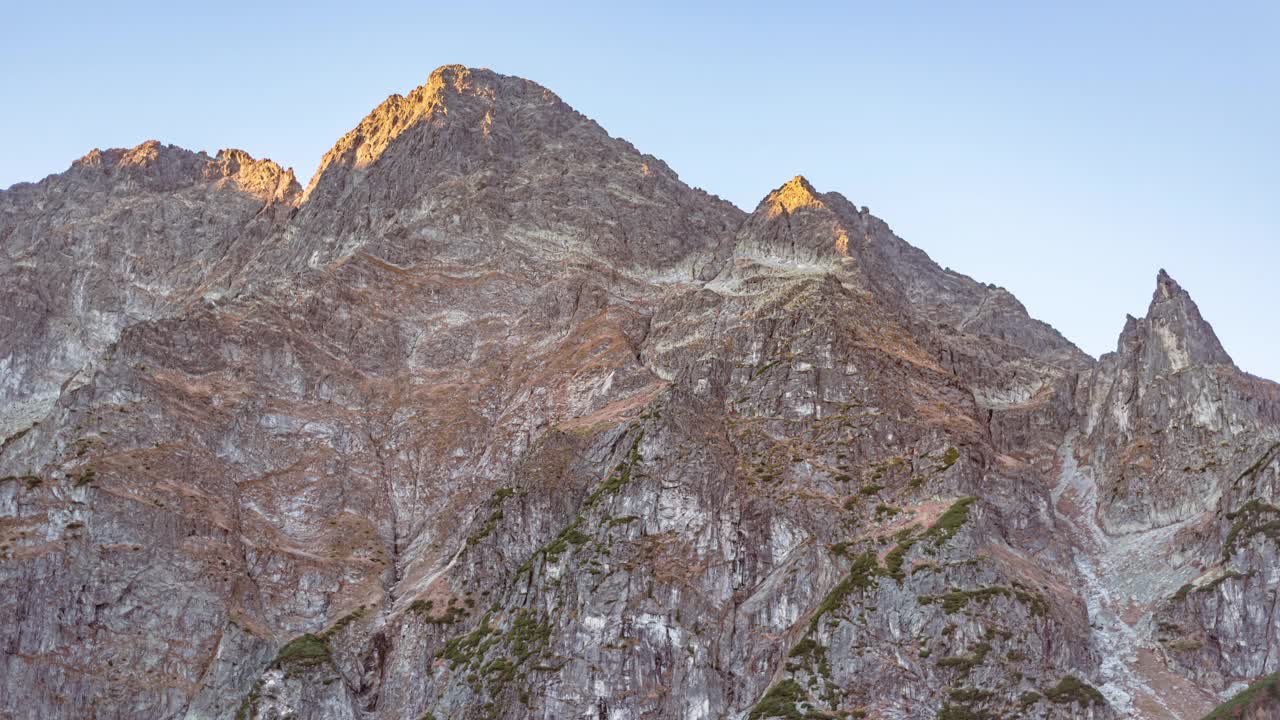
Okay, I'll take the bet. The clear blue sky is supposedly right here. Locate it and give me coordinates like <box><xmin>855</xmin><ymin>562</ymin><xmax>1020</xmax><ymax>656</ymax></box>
<box><xmin>5</xmin><ymin>1</ymin><xmax>1277</xmax><ymax>380</ymax></box>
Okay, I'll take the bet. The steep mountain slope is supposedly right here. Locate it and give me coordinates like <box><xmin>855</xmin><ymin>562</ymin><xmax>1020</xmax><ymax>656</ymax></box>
<box><xmin>1</xmin><ymin>65</ymin><xmax>1277</xmax><ymax>720</ymax></box>
<box><xmin>268</xmin><ymin>64</ymin><xmax>739</xmax><ymax>281</ymax></box>
<box><xmin>0</xmin><ymin>143</ymin><xmax>299</xmax><ymax>437</ymax></box>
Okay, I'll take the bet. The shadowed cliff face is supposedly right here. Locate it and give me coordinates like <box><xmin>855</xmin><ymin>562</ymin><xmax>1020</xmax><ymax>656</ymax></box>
<box><xmin>1</xmin><ymin>65</ymin><xmax>1277</xmax><ymax>720</ymax></box>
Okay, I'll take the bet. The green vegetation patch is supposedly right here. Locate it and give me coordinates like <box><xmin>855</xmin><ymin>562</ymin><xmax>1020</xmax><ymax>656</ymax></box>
<box><xmin>1</xmin><ymin>474</ymin><xmax>44</xmax><ymax>489</ymax></box>
<box><xmin>1236</xmin><ymin>442</ymin><xmax>1280</xmax><ymax>485</ymax></box>
<box><xmin>1043</xmin><ymin>675</ymin><xmax>1106</xmax><ymax>706</ymax></box>
<box><xmin>273</xmin><ymin>633</ymin><xmax>330</xmax><ymax>668</ymax></box>
<box><xmin>543</xmin><ymin>525</ymin><xmax>591</xmax><ymax>564</ymax></box>
<box><xmin>235</xmin><ymin>679</ymin><xmax>265</xmax><ymax>720</ymax></box>
<box><xmin>1167</xmin><ymin>569</ymin><xmax>1254</xmax><ymax>606</ymax></box>
<box><xmin>789</xmin><ymin>637</ymin><xmax>822</xmax><ymax>659</ymax></box>
<box><xmin>439</xmin><ymin>607</ymin><xmax>554</xmax><ymax>696</ymax></box>
<box><xmin>939</xmin><ymin>446</ymin><xmax>961</xmax><ymax>470</ymax></box>
<box><xmin>921</xmin><ymin>497</ymin><xmax>978</xmax><ymax>549</ymax></box>
<box><xmin>409</xmin><ymin>598</ymin><xmax>466</xmax><ymax>624</ymax></box>
<box><xmin>1172</xmin><ymin>583</ymin><xmax>1195</xmax><ymax>602</ymax></box>
<box><xmin>884</xmin><ymin>537</ymin><xmax>918</xmax><ymax>581</ymax></box>
<box><xmin>827</xmin><ymin>541</ymin><xmax>854</xmax><ymax>558</ymax></box>
<box><xmin>936</xmin><ymin>704</ymin><xmax>995</xmax><ymax>720</ymax></box>
<box><xmin>1203</xmin><ymin>671</ymin><xmax>1280</xmax><ymax>720</ymax></box>
<box><xmin>748</xmin><ymin>679</ymin><xmax>811</xmax><ymax>720</ymax></box>
<box><xmin>1222</xmin><ymin>499</ymin><xmax>1280</xmax><ymax>560</ymax></box>
<box><xmin>442</xmin><ymin>613</ymin><xmax>499</xmax><ymax>668</ymax></box>
<box><xmin>515</xmin><ymin>430</ymin><xmax>645</xmax><ymax>574</ymax></box>
<box><xmin>935</xmin><ymin>642</ymin><xmax>991</xmax><ymax>675</ymax></box>
<box><xmin>949</xmin><ymin>688</ymin><xmax>994</xmax><ymax>703</ymax></box>
<box><xmin>785</xmin><ymin>636</ymin><xmax>832</xmax><ymax>684</ymax></box>
<box><xmin>809</xmin><ymin>551</ymin><xmax>881</xmax><ymax>631</ymax></box>
<box><xmin>506</xmin><ymin>609</ymin><xmax>552</xmax><ymax>664</ymax></box>
<box><xmin>74</xmin><ymin>466</ymin><xmax>96</xmax><ymax>487</ymax></box>
<box><xmin>583</xmin><ymin>431</ymin><xmax>645</xmax><ymax>509</ymax></box>
<box><xmin>918</xmin><ymin>585</ymin><xmax>1048</xmax><ymax>617</ymax></box>
<box><xmin>319</xmin><ymin>606</ymin><xmax>367</xmax><ymax>639</ymax></box>
<box><xmin>467</xmin><ymin>487</ymin><xmax>519</xmax><ymax>546</ymax></box>
<box><xmin>1166</xmin><ymin>638</ymin><xmax>1203</xmax><ymax>652</ymax></box>
<box><xmin>751</xmin><ymin>359</ymin><xmax>785</xmax><ymax>381</ymax></box>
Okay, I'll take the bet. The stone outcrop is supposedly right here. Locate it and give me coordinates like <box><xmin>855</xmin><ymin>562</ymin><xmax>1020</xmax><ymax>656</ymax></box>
<box><xmin>0</xmin><ymin>141</ymin><xmax>299</xmax><ymax>439</ymax></box>
<box><xmin>1</xmin><ymin>65</ymin><xmax>1277</xmax><ymax>720</ymax></box>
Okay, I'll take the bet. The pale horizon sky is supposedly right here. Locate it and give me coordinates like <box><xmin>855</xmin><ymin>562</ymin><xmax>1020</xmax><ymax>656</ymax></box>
<box><xmin>4</xmin><ymin>1</ymin><xmax>1277</xmax><ymax>379</ymax></box>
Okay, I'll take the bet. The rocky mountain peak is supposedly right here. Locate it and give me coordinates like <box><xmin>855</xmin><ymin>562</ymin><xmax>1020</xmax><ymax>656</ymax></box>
<box><xmin>70</xmin><ymin>140</ymin><xmax>210</xmax><ymax>187</ymax></box>
<box><xmin>732</xmin><ymin>176</ymin><xmax>864</xmax><ymax>269</ymax></box>
<box><xmin>762</xmin><ymin>175</ymin><xmax>828</xmax><ymax>217</ymax></box>
<box><xmin>1115</xmin><ymin>269</ymin><xmax>1233</xmax><ymax>375</ymax></box>
<box><xmin>1084</xmin><ymin>268</ymin><xmax>1266</xmax><ymax>538</ymax></box>
<box><xmin>299</xmin><ymin>65</ymin><xmax>470</xmax><ymax>201</ymax></box>
<box><xmin>63</xmin><ymin>140</ymin><xmax>300</xmax><ymax>203</ymax></box>
<box><xmin>300</xmin><ymin>64</ymin><xmax>571</xmax><ymax>205</ymax></box>
<box><xmin>72</xmin><ymin>138</ymin><xmax>181</xmax><ymax>170</ymax></box>
<box><xmin>284</xmin><ymin>64</ymin><xmax>741</xmax><ymax>276</ymax></box>
<box><xmin>207</xmin><ymin>148</ymin><xmax>301</xmax><ymax>204</ymax></box>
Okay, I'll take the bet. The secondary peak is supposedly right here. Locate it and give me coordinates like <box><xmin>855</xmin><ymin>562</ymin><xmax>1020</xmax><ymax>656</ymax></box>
<box><xmin>762</xmin><ymin>175</ymin><xmax>826</xmax><ymax>218</ymax></box>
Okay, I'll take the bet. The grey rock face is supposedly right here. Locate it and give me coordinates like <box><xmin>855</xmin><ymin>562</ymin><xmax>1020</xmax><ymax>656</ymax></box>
<box><xmin>1</xmin><ymin>65</ymin><xmax>1278</xmax><ymax>720</ymax></box>
<box><xmin>0</xmin><ymin>141</ymin><xmax>299</xmax><ymax>437</ymax></box>
<box><xmin>280</xmin><ymin>64</ymin><xmax>741</xmax><ymax>281</ymax></box>
<box><xmin>1082</xmin><ymin>270</ymin><xmax>1280</xmax><ymax>533</ymax></box>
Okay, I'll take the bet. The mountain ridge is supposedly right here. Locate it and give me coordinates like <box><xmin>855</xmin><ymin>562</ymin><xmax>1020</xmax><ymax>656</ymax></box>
<box><xmin>1</xmin><ymin>64</ymin><xmax>1277</xmax><ymax>720</ymax></box>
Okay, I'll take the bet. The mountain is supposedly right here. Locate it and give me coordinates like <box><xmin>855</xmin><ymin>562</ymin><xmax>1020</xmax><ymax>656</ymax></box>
<box><xmin>1</xmin><ymin>65</ymin><xmax>1277</xmax><ymax>720</ymax></box>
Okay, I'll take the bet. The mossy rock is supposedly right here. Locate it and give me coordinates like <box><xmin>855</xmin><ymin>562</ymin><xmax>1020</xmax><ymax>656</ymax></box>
<box><xmin>1043</xmin><ymin>675</ymin><xmax>1106</xmax><ymax>706</ymax></box>
<box><xmin>748</xmin><ymin>679</ymin><xmax>810</xmax><ymax>719</ymax></box>
<box><xmin>922</xmin><ymin>497</ymin><xmax>978</xmax><ymax>548</ymax></box>
<box><xmin>273</xmin><ymin>633</ymin><xmax>330</xmax><ymax>668</ymax></box>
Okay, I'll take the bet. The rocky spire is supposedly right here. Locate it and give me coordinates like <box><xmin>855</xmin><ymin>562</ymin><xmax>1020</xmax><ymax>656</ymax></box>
<box><xmin>733</xmin><ymin>175</ymin><xmax>864</xmax><ymax>267</ymax></box>
<box><xmin>761</xmin><ymin>175</ymin><xmax>830</xmax><ymax>217</ymax></box>
<box><xmin>1115</xmin><ymin>269</ymin><xmax>1233</xmax><ymax>375</ymax></box>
